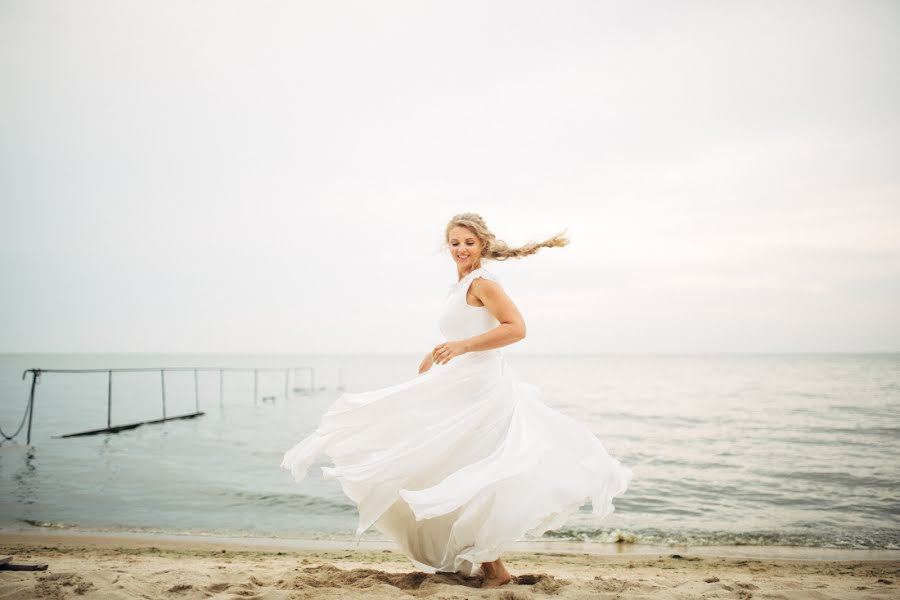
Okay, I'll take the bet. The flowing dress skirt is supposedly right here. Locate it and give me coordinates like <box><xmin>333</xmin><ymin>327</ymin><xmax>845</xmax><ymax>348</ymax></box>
<box><xmin>281</xmin><ymin>350</ymin><xmax>633</xmax><ymax>577</ymax></box>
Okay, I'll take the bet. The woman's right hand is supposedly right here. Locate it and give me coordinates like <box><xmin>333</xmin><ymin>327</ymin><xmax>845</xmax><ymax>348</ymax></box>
<box><xmin>418</xmin><ymin>351</ymin><xmax>434</xmax><ymax>375</ymax></box>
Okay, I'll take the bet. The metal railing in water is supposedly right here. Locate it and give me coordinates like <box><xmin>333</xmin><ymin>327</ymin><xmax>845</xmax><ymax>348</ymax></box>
<box><xmin>3</xmin><ymin>366</ymin><xmax>316</xmax><ymax>444</ymax></box>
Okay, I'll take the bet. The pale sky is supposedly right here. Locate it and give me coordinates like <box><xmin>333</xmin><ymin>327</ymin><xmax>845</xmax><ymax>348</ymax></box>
<box><xmin>1</xmin><ymin>0</ymin><xmax>898</xmax><ymax>354</ymax></box>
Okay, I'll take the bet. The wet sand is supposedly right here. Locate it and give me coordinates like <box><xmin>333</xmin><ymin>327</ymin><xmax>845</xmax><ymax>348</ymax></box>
<box><xmin>1</xmin><ymin>528</ymin><xmax>898</xmax><ymax>599</ymax></box>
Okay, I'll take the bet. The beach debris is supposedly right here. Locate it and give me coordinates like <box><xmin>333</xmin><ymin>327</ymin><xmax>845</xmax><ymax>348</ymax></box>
<box><xmin>0</xmin><ymin>555</ymin><xmax>48</xmax><ymax>571</ymax></box>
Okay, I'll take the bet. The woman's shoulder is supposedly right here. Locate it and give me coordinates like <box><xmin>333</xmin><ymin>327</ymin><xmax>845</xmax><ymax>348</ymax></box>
<box><xmin>467</xmin><ymin>266</ymin><xmax>502</xmax><ymax>285</ymax></box>
<box><xmin>448</xmin><ymin>266</ymin><xmax>501</xmax><ymax>290</ymax></box>
<box><xmin>446</xmin><ymin>266</ymin><xmax>504</xmax><ymax>298</ymax></box>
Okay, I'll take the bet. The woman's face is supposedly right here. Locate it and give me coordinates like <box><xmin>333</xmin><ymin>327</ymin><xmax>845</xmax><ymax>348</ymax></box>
<box><xmin>448</xmin><ymin>225</ymin><xmax>483</xmax><ymax>270</ymax></box>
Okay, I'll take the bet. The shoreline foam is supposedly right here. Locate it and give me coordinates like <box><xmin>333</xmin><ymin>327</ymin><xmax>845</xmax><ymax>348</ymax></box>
<box><xmin>3</xmin><ymin>524</ymin><xmax>899</xmax><ymax>561</ymax></box>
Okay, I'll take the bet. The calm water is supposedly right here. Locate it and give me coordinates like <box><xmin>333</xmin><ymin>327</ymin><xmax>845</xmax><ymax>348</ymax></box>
<box><xmin>1</xmin><ymin>352</ymin><xmax>898</xmax><ymax>550</ymax></box>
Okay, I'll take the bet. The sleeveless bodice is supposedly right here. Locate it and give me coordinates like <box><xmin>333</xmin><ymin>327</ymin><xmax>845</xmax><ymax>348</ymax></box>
<box><xmin>437</xmin><ymin>267</ymin><xmax>502</xmax><ymax>341</ymax></box>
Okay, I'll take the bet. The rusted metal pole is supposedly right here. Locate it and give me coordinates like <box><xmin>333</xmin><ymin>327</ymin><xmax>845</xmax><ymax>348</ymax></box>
<box><xmin>194</xmin><ymin>369</ymin><xmax>199</xmax><ymax>412</ymax></box>
<box><xmin>107</xmin><ymin>370</ymin><xmax>112</xmax><ymax>429</ymax></box>
<box><xmin>26</xmin><ymin>370</ymin><xmax>38</xmax><ymax>445</ymax></box>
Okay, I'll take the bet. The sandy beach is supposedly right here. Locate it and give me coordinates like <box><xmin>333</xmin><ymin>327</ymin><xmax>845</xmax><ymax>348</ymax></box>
<box><xmin>1</xmin><ymin>528</ymin><xmax>897</xmax><ymax>599</ymax></box>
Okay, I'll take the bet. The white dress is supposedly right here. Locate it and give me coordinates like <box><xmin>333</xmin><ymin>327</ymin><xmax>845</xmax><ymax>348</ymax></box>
<box><xmin>280</xmin><ymin>267</ymin><xmax>633</xmax><ymax>577</ymax></box>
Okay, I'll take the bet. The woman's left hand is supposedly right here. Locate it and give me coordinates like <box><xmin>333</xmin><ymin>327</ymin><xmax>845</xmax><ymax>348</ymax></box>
<box><xmin>432</xmin><ymin>340</ymin><xmax>469</xmax><ymax>365</ymax></box>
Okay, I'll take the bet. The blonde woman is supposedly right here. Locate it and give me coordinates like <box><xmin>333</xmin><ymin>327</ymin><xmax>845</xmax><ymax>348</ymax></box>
<box><xmin>282</xmin><ymin>213</ymin><xmax>633</xmax><ymax>589</ymax></box>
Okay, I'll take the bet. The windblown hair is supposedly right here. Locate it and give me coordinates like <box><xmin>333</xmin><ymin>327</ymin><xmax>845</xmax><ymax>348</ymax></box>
<box><xmin>444</xmin><ymin>212</ymin><xmax>569</xmax><ymax>262</ymax></box>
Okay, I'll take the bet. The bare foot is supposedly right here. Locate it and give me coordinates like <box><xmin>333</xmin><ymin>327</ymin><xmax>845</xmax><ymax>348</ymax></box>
<box><xmin>480</xmin><ymin>559</ymin><xmax>513</xmax><ymax>588</ymax></box>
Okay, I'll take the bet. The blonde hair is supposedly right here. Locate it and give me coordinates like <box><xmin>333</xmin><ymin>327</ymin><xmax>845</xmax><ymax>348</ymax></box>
<box><xmin>444</xmin><ymin>213</ymin><xmax>569</xmax><ymax>265</ymax></box>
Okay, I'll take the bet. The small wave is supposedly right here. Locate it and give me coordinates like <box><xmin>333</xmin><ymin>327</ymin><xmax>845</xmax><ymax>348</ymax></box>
<box><xmin>541</xmin><ymin>526</ymin><xmax>900</xmax><ymax>549</ymax></box>
<box><xmin>221</xmin><ymin>490</ymin><xmax>357</xmax><ymax>514</ymax></box>
<box><xmin>19</xmin><ymin>519</ymin><xmax>76</xmax><ymax>529</ymax></box>
<box><xmin>760</xmin><ymin>469</ymin><xmax>898</xmax><ymax>491</ymax></box>
<box><xmin>646</xmin><ymin>457</ymin><xmax>738</xmax><ymax>470</ymax></box>
<box><xmin>16</xmin><ymin>520</ymin><xmax>230</xmax><ymax>537</ymax></box>
<box><xmin>806</xmin><ymin>425</ymin><xmax>900</xmax><ymax>438</ymax></box>
<box><xmin>616</xmin><ymin>413</ymin><xmax>707</xmax><ymax>427</ymax></box>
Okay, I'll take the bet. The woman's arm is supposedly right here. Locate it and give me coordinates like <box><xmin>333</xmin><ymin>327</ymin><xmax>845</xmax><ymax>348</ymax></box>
<box><xmin>432</xmin><ymin>278</ymin><xmax>526</xmax><ymax>364</ymax></box>
<box><xmin>461</xmin><ymin>278</ymin><xmax>526</xmax><ymax>351</ymax></box>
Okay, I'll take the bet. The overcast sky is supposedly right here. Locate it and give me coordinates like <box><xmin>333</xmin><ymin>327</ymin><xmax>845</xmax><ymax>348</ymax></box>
<box><xmin>1</xmin><ymin>0</ymin><xmax>898</xmax><ymax>354</ymax></box>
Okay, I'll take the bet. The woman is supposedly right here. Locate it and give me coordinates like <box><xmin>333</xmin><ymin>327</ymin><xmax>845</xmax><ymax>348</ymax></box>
<box><xmin>281</xmin><ymin>212</ymin><xmax>633</xmax><ymax>589</ymax></box>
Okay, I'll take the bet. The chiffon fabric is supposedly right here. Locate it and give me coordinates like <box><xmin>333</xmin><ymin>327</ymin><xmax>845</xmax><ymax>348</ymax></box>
<box><xmin>280</xmin><ymin>267</ymin><xmax>633</xmax><ymax>577</ymax></box>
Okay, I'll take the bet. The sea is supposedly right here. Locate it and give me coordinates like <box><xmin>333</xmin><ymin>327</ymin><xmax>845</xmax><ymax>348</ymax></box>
<box><xmin>1</xmin><ymin>352</ymin><xmax>898</xmax><ymax>552</ymax></box>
